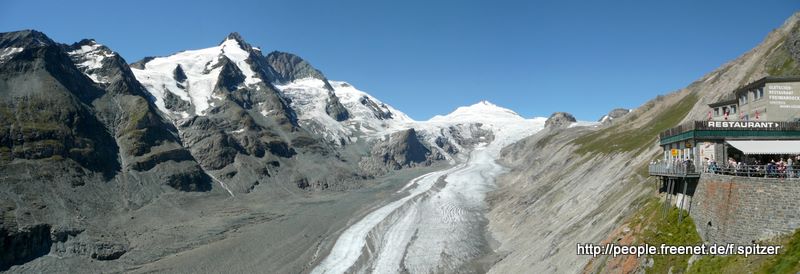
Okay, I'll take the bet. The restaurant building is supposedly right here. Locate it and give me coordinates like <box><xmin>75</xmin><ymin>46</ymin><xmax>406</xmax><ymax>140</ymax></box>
<box><xmin>655</xmin><ymin>76</ymin><xmax>800</xmax><ymax>170</ymax></box>
<box><xmin>648</xmin><ymin>77</ymin><xmax>800</xmax><ymax>242</ymax></box>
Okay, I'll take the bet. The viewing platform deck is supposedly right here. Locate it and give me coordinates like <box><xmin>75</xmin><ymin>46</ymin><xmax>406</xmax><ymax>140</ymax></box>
<box><xmin>649</xmin><ymin>162</ymin><xmax>800</xmax><ymax>179</ymax></box>
<box><xmin>648</xmin><ymin>162</ymin><xmax>700</xmax><ymax>178</ymax></box>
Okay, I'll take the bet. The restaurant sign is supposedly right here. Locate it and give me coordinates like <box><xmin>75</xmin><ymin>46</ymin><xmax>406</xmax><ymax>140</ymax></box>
<box><xmin>706</xmin><ymin>121</ymin><xmax>779</xmax><ymax>129</ymax></box>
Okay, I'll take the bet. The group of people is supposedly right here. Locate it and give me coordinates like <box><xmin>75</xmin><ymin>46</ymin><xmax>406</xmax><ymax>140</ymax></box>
<box><xmin>704</xmin><ymin>155</ymin><xmax>800</xmax><ymax>178</ymax></box>
<box><xmin>650</xmin><ymin>158</ymin><xmax>696</xmax><ymax>174</ymax></box>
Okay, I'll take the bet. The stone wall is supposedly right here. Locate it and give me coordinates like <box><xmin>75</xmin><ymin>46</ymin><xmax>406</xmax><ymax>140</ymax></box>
<box><xmin>690</xmin><ymin>173</ymin><xmax>800</xmax><ymax>244</ymax></box>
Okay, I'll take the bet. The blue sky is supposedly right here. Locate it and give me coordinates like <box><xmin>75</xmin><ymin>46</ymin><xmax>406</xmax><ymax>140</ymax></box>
<box><xmin>1</xmin><ymin>1</ymin><xmax>798</xmax><ymax>120</ymax></box>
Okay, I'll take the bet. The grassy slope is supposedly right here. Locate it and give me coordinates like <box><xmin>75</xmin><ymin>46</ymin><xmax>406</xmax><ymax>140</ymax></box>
<box><xmin>589</xmin><ymin>196</ymin><xmax>800</xmax><ymax>274</ymax></box>
<box><xmin>582</xmin><ymin>197</ymin><xmax>702</xmax><ymax>274</ymax></box>
<box><xmin>689</xmin><ymin>228</ymin><xmax>800</xmax><ymax>274</ymax></box>
<box><xmin>573</xmin><ymin>92</ymin><xmax>698</xmax><ymax>155</ymax></box>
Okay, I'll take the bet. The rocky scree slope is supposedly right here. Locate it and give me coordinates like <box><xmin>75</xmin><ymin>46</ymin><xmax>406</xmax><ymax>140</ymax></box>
<box><xmin>486</xmin><ymin>12</ymin><xmax>800</xmax><ymax>274</ymax></box>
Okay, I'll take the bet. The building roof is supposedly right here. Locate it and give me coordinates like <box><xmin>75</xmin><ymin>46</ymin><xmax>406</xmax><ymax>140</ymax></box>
<box><xmin>708</xmin><ymin>96</ymin><xmax>737</xmax><ymax>107</ymax></box>
<box><xmin>732</xmin><ymin>76</ymin><xmax>800</xmax><ymax>97</ymax></box>
<box><xmin>705</xmin><ymin>76</ymin><xmax>800</xmax><ymax>108</ymax></box>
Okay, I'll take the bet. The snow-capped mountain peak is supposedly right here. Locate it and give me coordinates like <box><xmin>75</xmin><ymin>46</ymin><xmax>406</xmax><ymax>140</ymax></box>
<box><xmin>131</xmin><ymin>33</ymin><xmax>266</xmax><ymax>118</ymax></box>
<box><xmin>221</xmin><ymin>32</ymin><xmax>251</xmax><ymax>50</ymax></box>
<box><xmin>67</xmin><ymin>39</ymin><xmax>119</xmax><ymax>84</ymax></box>
<box><xmin>429</xmin><ymin>100</ymin><xmax>525</xmax><ymax>123</ymax></box>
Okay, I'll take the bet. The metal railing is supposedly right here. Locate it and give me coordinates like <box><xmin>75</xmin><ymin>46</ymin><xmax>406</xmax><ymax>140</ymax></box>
<box><xmin>648</xmin><ymin>162</ymin><xmax>700</xmax><ymax>177</ymax></box>
<box><xmin>702</xmin><ymin>163</ymin><xmax>800</xmax><ymax>178</ymax></box>
<box><xmin>649</xmin><ymin>161</ymin><xmax>800</xmax><ymax>179</ymax></box>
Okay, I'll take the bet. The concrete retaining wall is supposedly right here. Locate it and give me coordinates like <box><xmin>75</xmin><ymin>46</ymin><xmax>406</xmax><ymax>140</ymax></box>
<box><xmin>690</xmin><ymin>173</ymin><xmax>800</xmax><ymax>244</ymax></box>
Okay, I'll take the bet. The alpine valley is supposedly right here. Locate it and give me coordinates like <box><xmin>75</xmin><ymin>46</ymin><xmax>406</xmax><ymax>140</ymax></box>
<box><xmin>0</xmin><ymin>30</ymin><xmax>555</xmax><ymax>273</ymax></box>
<box><xmin>1</xmin><ymin>10</ymin><xmax>799</xmax><ymax>274</ymax></box>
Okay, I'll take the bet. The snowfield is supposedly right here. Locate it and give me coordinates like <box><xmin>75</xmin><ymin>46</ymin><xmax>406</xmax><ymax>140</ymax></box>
<box><xmin>276</xmin><ymin>78</ymin><xmax>415</xmax><ymax>143</ymax></box>
<box><xmin>131</xmin><ymin>37</ymin><xmax>260</xmax><ymax>118</ymax></box>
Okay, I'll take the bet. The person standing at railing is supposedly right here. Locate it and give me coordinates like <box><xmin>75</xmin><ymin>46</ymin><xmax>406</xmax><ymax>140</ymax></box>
<box><xmin>710</xmin><ymin>158</ymin><xmax>718</xmax><ymax>174</ymax></box>
<box><xmin>767</xmin><ymin>160</ymin><xmax>777</xmax><ymax>178</ymax></box>
<box><xmin>736</xmin><ymin>161</ymin><xmax>743</xmax><ymax>176</ymax></box>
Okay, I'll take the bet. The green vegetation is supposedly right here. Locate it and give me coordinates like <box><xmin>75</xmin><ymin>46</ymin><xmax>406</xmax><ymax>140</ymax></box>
<box><xmin>765</xmin><ymin>37</ymin><xmax>800</xmax><ymax>77</ymax></box>
<box><xmin>687</xmin><ymin>228</ymin><xmax>800</xmax><ymax>274</ymax></box>
<box><xmin>689</xmin><ymin>255</ymin><xmax>755</xmax><ymax>274</ymax></box>
<box><xmin>573</xmin><ymin>92</ymin><xmax>698</xmax><ymax>155</ymax></box>
<box><xmin>760</xmin><ymin>229</ymin><xmax>800</xmax><ymax>273</ymax></box>
<box><xmin>533</xmin><ymin>132</ymin><xmax>556</xmax><ymax>150</ymax></box>
<box><xmin>124</xmin><ymin>97</ymin><xmax>152</xmax><ymax>132</ymax></box>
<box><xmin>636</xmin><ymin>200</ymin><xmax>702</xmax><ymax>274</ymax></box>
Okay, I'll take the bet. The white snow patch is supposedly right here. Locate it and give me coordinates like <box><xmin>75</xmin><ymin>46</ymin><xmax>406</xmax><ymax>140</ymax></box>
<box><xmin>0</xmin><ymin>47</ymin><xmax>22</xmax><ymax>64</ymax></box>
<box><xmin>570</xmin><ymin>120</ymin><xmax>601</xmax><ymax>128</ymax></box>
<box><xmin>276</xmin><ymin>79</ymin><xmax>416</xmax><ymax>144</ymax></box>
<box><xmin>67</xmin><ymin>43</ymin><xmax>116</xmax><ymax>84</ymax></box>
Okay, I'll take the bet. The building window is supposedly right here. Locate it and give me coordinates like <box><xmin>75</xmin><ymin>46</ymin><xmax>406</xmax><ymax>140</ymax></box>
<box><xmin>740</xmin><ymin>94</ymin><xmax>747</xmax><ymax>105</ymax></box>
<box><xmin>756</xmin><ymin>88</ymin><xmax>764</xmax><ymax>100</ymax></box>
<box><xmin>730</xmin><ymin>105</ymin><xmax>737</xmax><ymax>114</ymax></box>
<box><xmin>714</xmin><ymin>107</ymin><xmax>720</xmax><ymax>116</ymax></box>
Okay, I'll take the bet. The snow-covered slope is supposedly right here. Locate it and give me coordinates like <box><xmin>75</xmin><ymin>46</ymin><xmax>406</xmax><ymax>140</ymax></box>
<box><xmin>131</xmin><ymin>36</ymin><xmax>264</xmax><ymax>118</ymax></box>
<box><xmin>416</xmin><ymin>100</ymin><xmax>547</xmax><ymax>158</ymax></box>
<box><xmin>429</xmin><ymin>100</ymin><xmax>524</xmax><ymax>123</ymax></box>
<box><xmin>275</xmin><ymin>78</ymin><xmax>414</xmax><ymax>143</ymax></box>
<box><xmin>67</xmin><ymin>41</ymin><xmax>116</xmax><ymax>84</ymax></box>
<box><xmin>127</xmin><ymin>32</ymin><xmax>551</xmax><ymax>171</ymax></box>
<box><xmin>273</xmin><ymin>71</ymin><xmax>548</xmax><ymax>158</ymax></box>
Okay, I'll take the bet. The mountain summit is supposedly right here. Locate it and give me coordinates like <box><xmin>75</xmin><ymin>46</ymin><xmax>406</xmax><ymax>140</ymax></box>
<box><xmin>430</xmin><ymin>100</ymin><xmax>525</xmax><ymax>123</ymax></box>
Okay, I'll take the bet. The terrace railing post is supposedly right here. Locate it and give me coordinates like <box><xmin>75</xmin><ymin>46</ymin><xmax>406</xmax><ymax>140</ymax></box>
<box><xmin>679</xmin><ymin>178</ymin><xmax>687</xmax><ymax>224</ymax></box>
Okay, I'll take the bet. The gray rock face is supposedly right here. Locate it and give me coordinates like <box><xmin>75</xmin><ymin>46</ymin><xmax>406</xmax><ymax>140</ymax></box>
<box><xmin>544</xmin><ymin>112</ymin><xmax>576</xmax><ymax>128</ymax></box>
<box><xmin>0</xmin><ymin>30</ymin><xmax>213</xmax><ymax>270</ymax></box>
<box><xmin>172</xmin><ymin>64</ymin><xmax>187</xmax><ymax>83</ymax></box>
<box><xmin>63</xmin><ymin>38</ymin><xmax>211</xmax><ymax>190</ymax></box>
<box><xmin>359</xmin><ymin>95</ymin><xmax>394</xmax><ymax>120</ymax></box>
<box><xmin>598</xmin><ymin>108</ymin><xmax>630</xmax><ymax>124</ymax></box>
<box><xmin>360</xmin><ymin>128</ymin><xmax>442</xmax><ymax>174</ymax></box>
<box><xmin>214</xmin><ymin>56</ymin><xmax>246</xmax><ymax>92</ymax></box>
<box><xmin>265</xmin><ymin>51</ymin><xmax>332</xmax><ymax>88</ymax></box>
<box><xmin>325</xmin><ymin>91</ymin><xmax>350</xmax><ymax>121</ymax></box>
<box><xmin>0</xmin><ymin>29</ymin><xmax>54</xmax><ymax>49</ymax></box>
<box><xmin>263</xmin><ymin>50</ymin><xmax>352</xmax><ymax>122</ymax></box>
<box><xmin>782</xmin><ymin>21</ymin><xmax>800</xmax><ymax>72</ymax></box>
<box><xmin>0</xmin><ymin>224</ymin><xmax>52</xmax><ymax>271</ymax></box>
<box><xmin>129</xmin><ymin>56</ymin><xmax>154</xmax><ymax>69</ymax></box>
